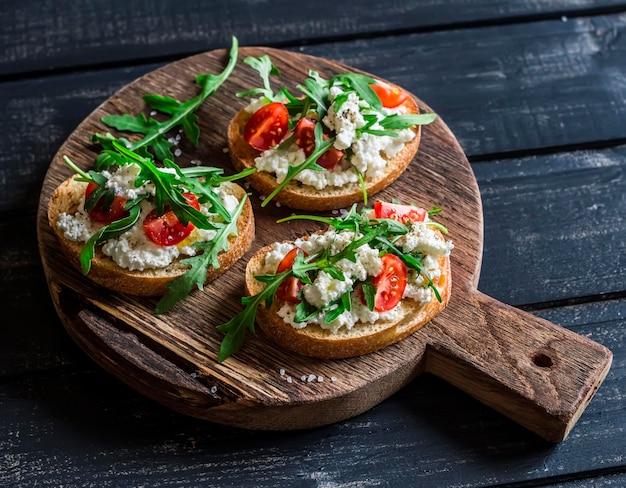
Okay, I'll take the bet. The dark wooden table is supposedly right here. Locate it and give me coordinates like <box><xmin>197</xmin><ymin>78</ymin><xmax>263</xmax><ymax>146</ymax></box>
<box><xmin>2</xmin><ymin>1</ymin><xmax>625</xmax><ymax>486</ymax></box>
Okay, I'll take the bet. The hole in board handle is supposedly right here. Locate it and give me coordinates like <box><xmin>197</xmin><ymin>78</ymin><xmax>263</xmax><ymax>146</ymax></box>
<box><xmin>533</xmin><ymin>352</ymin><xmax>554</xmax><ymax>368</ymax></box>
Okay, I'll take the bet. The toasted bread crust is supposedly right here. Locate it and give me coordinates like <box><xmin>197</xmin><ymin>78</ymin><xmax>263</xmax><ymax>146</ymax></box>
<box><xmin>47</xmin><ymin>175</ymin><xmax>255</xmax><ymax>296</ymax></box>
<box><xmin>244</xmin><ymin>236</ymin><xmax>451</xmax><ymax>359</ymax></box>
<box><xmin>227</xmin><ymin>97</ymin><xmax>422</xmax><ymax>211</ymax></box>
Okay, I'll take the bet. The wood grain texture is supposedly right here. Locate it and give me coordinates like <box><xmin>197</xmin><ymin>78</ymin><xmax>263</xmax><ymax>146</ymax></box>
<box><xmin>3</xmin><ymin>0</ymin><xmax>624</xmax><ymax>76</ymax></box>
<box><xmin>5</xmin><ymin>13</ymin><xmax>626</xmax><ymax>215</ymax></box>
<box><xmin>36</xmin><ymin>46</ymin><xmax>612</xmax><ymax>441</ymax></box>
<box><xmin>1</xmin><ymin>298</ymin><xmax>624</xmax><ymax>487</ymax></box>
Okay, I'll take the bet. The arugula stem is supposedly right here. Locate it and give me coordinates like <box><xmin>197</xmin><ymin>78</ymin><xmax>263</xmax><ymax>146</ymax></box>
<box><xmin>261</xmin><ymin>137</ymin><xmax>335</xmax><ymax>207</ymax></box>
<box><xmin>63</xmin><ymin>156</ymin><xmax>92</xmax><ymax>181</ymax></box>
<box><xmin>129</xmin><ymin>36</ymin><xmax>238</xmax><ymax>154</ymax></box>
<box><xmin>276</xmin><ymin>214</ymin><xmax>334</xmax><ymax>225</ymax></box>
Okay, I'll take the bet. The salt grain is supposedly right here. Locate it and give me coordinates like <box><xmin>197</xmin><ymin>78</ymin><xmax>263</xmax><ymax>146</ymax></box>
<box><xmin>174</xmin><ymin>149</ymin><xmax>182</xmax><ymax>157</ymax></box>
<box><xmin>279</xmin><ymin>368</ymin><xmax>285</xmax><ymax>376</ymax></box>
<box><xmin>210</xmin><ymin>386</ymin><xmax>218</xmax><ymax>394</ymax></box>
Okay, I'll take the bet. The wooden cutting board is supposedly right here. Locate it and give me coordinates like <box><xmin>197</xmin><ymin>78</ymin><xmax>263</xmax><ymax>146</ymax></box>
<box><xmin>36</xmin><ymin>45</ymin><xmax>612</xmax><ymax>442</ymax></box>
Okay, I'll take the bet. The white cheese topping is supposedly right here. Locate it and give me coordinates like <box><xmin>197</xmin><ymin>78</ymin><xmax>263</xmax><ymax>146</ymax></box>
<box><xmin>247</xmin><ymin>84</ymin><xmax>416</xmax><ymax>190</ymax></box>
<box><xmin>56</xmin><ymin>163</ymin><xmax>239</xmax><ymax>271</ymax></box>
<box><xmin>263</xmin><ymin>221</ymin><xmax>453</xmax><ymax>334</ymax></box>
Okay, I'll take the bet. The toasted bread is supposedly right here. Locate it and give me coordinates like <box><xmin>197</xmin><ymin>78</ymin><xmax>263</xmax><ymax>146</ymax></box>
<box><xmin>244</xmin><ymin>232</ymin><xmax>451</xmax><ymax>359</ymax></box>
<box><xmin>227</xmin><ymin>96</ymin><xmax>423</xmax><ymax>211</ymax></box>
<box><xmin>47</xmin><ymin>175</ymin><xmax>254</xmax><ymax>296</ymax></box>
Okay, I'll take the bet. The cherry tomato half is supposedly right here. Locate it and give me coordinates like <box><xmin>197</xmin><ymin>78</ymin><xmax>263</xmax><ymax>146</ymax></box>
<box><xmin>143</xmin><ymin>192</ymin><xmax>200</xmax><ymax>247</ymax></box>
<box><xmin>84</xmin><ymin>182</ymin><xmax>129</xmax><ymax>224</ymax></box>
<box><xmin>293</xmin><ymin>117</ymin><xmax>344</xmax><ymax>170</ymax></box>
<box><xmin>369</xmin><ymin>80</ymin><xmax>410</xmax><ymax>109</ymax></box>
<box><xmin>374</xmin><ymin>201</ymin><xmax>427</xmax><ymax>225</ymax></box>
<box><xmin>361</xmin><ymin>254</ymin><xmax>407</xmax><ymax>312</ymax></box>
<box><xmin>294</xmin><ymin>118</ymin><xmax>316</xmax><ymax>156</ymax></box>
<box><xmin>275</xmin><ymin>247</ymin><xmax>307</xmax><ymax>303</ymax></box>
<box><xmin>243</xmin><ymin>102</ymin><xmax>289</xmax><ymax>151</ymax></box>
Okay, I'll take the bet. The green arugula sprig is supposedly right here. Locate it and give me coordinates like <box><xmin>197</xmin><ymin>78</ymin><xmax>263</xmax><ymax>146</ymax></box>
<box><xmin>91</xmin><ymin>36</ymin><xmax>239</xmax><ymax>165</ymax></box>
<box><xmin>216</xmin><ymin>218</ymin><xmax>390</xmax><ymax>362</ymax></box>
<box><xmin>236</xmin><ymin>55</ymin><xmax>437</xmax><ymax>206</ymax></box>
<box><xmin>216</xmin><ymin>204</ymin><xmax>448</xmax><ymax>362</ymax></box>
<box><xmin>155</xmin><ymin>194</ymin><xmax>249</xmax><ymax>314</ymax></box>
<box><xmin>109</xmin><ymin>141</ymin><xmax>222</xmax><ymax>229</ymax></box>
<box><xmin>261</xmin><ymin>124</ymin><xmax>335</xmax><ymax>207</ymax></box>
<box><xmin>63</xmin><ymin>142</ymin><xmax>251</xmax><ymax>311</ymax></box>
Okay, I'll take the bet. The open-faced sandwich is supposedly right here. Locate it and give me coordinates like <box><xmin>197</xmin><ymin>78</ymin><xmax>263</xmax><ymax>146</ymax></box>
<box><xmin>217</xmin><ymin>201</ymin><xmax>452</xmax><ymax>361</ymax></box>
<box><xmin>47</xmin><ymin>142</ymin><xmax>255</xmax><ymax>312</ymax></box>
<box><xmin>227</xmin><ymin>55</ymin><xmax>437</xmax><ymax>210</ymax></box>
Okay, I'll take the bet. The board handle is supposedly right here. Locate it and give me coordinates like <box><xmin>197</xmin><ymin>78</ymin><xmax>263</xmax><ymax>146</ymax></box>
<box><xmin>425</xmin><ymin>291</ymin><xmax>612</xmax><ymax>442</ymax></box>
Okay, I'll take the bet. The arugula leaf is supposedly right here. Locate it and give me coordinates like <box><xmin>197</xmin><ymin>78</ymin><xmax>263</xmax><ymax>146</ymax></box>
<box><xmin>111</xmin><ymin>141</ymin><xmax>219</xmax><ymax>229</ymax></box>
<box><xmin>297</xmin><ymin>75</ymin><xmax>329</xmax><ymax>119</ymax></box>
<box><xmin>235</xmin><ymin>55</ymin><xmax>281</xmax><ymax>101</ymax></box>
<box><xmin>216</xmin><ymin>203</ymin><xmax>451</xmax><ymax>361</ymax></box>
<box><xmin>92</xmin><ymin>36</ymin><xmax>239</xmax><ymax>162</ymax></box>
<box><xmin>332</xmin><ymin>72</ymin><xmax>380</xmax><ymax>110</ymax></box>
<box><xmin>361</xmin><ymin>281</ymin><xmax>376</xmax><ymax>311</ymax></box>
<box><xmin>216</xmin><ymin>269</ymin><xmax>292</xmax><ymax>362</ymax></box>
<box><xmin>262</xmin><ymin>125</ymin><xmax>335</xmax><ymax>207</ymax></box>
<box><xmin>324</xmin><ymin>291</ymin><xmax>352</xmax><ymax>323</ymax></box>
<box><xmin>79</xmin><ymin>204</ymin><xmax>141</xmax><ymax>274</ymax></box>
<box><xmin>154</xmin><ymin>194</ymin><xmax>249</xmax><ymax>314</ymax></box>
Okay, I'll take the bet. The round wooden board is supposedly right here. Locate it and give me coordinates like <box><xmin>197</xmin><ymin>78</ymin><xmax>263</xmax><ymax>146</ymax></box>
<box><xmin>37</xmin><ymin>46</ymin><xmax>611</xmax><ymax>441</ymax></box>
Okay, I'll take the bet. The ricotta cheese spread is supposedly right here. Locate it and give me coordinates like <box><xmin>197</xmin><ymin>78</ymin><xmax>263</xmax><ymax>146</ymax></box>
<box><xmin>263</xmin><ymin>218</ymin><xmax>453</xmax><ymax>334</ymax></box>
<box><xmin>56</xmin><ymin>163</ymin><xmax>240</xmax><ymax>271</ymax></box>
<box><xmin>248</xmin><ymin>84</ymin><xmax>416</xmax><ymax>190</ymax></box>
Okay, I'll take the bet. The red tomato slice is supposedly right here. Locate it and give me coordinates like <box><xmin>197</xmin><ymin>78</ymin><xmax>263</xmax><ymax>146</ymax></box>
<box><xmin>275</xmin><ymin>247</ymin><xmax>307</xmax><ymax>303</ymax></box>
<box><xmin>361</xmin><ymin>254</ymin><xmax>407</xmax><ymax>312</ymax></box>
<box><xmin>369</xmin><ymin>80</ymin><xmax>410</xmax><ymax>108</ymax></box>
<box><xmin>317</xmin><ymin>147</ymin><xmax>345</xmax><ymax>170</ymax></box>
<box><xmin>143</xmin><ymin>192</ymin><xmax>200</xmax><ymax>246</ymax></box>
<box><xmin>294</xmin><ymin>117</ymin><xmax>316</xmax><ymax>156</ymax></box>
<box><xmin>243</xmin><ymin>102</ymin><xmax>289</xmax><ymax>151</ymax></box>
<box><xmin>294</xmin><ymin>117</ymin><xmax>344</xmax><ymax>169</ymax></box>
<box><xmin>84</xmin><ymin>182</ymin><xmax>128</xmax><ymax>224</ymax></box>
<box><xmin>374</xmin><ymin>201</ymin><xmax>427</xmax><ymax>224</ymax></box>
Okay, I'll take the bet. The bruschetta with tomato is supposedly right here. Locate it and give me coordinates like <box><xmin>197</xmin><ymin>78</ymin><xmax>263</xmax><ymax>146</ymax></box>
<box><xmin>47</xmin><ymin>143</ymin><xmax>254</xmax><ymax>311</ymax></box>
<box><xmin>217</xmin><ymin>201</ymin><xmax>452</xmax><ymax>361</ymax></box>
<box><xmin>227</xmin><ymin>55</ymin><xmax>437</xmax><ymax>211</ymax></box>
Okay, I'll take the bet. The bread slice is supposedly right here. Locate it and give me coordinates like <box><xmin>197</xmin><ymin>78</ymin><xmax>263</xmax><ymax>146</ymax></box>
<box><xmin>47</xmin><ymin>175</ymin><xmax>255</xmax><ymax>296</ymax></box>
<box><xmin>227</xmin><ymin>97</ymin><xmax>423</xmax><ymax>211</ymax></box>
<box><xmin>244</xmin><ymin>233</ymin><xmax>451</xmax><ymax>359</ymax></box>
